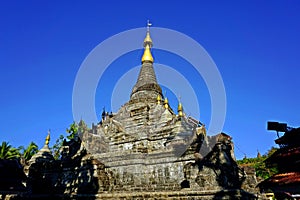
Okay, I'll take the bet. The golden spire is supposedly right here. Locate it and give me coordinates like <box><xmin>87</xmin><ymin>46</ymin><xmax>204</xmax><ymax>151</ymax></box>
<box><xmin>142</xmin><ymin>45</ymin><xmax>154</xmax><ymax>63</ymax></box>
<box><xmin>178</xmin><ymin>102</ymin><xmax>183</xmax><ymax>117</ymax></box>
<box><xmin>141</xmin><ymin>20</ymin><xmax>154</xmax><ymax>63</ymax></box>
<box><xmin>157</xmin><ymin>94</ymin><xmax>161</xmax><ymax>105</ymax></box>
<box><xmin>164</xmin><ymin>98</ymin><xmax>169</xmax><ymax>109</ymax></box>
<box><xmin>144</xmin><ymin>30</ymin><xmax>152</xmax><ymax>46</ymax></box>
<box><xmin>45</xmin><ymin>130</ymin><xmax>50</xmax><ymax>145</ymax></box>
<box><xmin>177</xmin><ymin>96</ymin><xmax>183</xmax><ymax>117</ymax></box>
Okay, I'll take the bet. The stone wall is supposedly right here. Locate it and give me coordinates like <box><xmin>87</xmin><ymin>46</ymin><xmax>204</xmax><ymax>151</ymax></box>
<box><xmin>0</xmin><ymin>135</ymin><xmax>264</xmax><ymax>199</ymax></box>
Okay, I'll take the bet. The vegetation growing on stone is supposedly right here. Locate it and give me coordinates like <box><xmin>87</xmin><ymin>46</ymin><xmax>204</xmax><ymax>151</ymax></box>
<box><xmin>51</xmin><ymin>121</ymin><xmax>87</xmax><ymax>159</ymax></box>
<box><xmin>237</xmin><ymin>147</ymin><xmax>279</xmax><ymax>179</ymax></box>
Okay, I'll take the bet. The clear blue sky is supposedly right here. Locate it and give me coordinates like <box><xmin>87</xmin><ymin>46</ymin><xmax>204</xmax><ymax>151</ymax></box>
<box><xmin>1</xmin><ymin>1</ymin><xmax>300</xmax><ymax>159</ymax></box>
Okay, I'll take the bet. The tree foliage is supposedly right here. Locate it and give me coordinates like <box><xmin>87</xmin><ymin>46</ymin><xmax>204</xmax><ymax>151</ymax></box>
<box><xmin>51</xmin><ymin>121</ymin><xmax>82</xmax><ymax>159</ymax></box>
<box><xmin>51</xmin><ymin>134</ymin><xmax>65</xmax><ymax>160</ymax></box>
<box><xmin>19</xmin><ymin>142</ymin><xmax>38</xmax><ymax>162</ymax></box>
<box><xmin>66</xmin><ymin>122</ymin><xmax>78</xmax><ymax>140</ymax></box>
<box><xmin>0</xmin><ymin>141</ymin><xmax>20</xmax><ymax>160</ymax></box>
<box><xmin>237</xmin><ymin>147</ymin><xmax>279</xmax><ymax>180</ymax></box>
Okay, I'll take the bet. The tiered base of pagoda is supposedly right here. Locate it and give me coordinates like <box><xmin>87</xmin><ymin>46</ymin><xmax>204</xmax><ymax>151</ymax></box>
<box><xmin>1</xmin><ymin>189</ymin><xmax>258</xmax><ymax>200</ymax></box>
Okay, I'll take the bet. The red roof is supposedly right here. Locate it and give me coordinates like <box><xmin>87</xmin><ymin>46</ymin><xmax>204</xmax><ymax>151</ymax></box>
<box><xmin>263</xmin><ymin>172</ymin><xmax>300</xmax><ymax>186</ymax></box>
<box><xmin>275</xmin><ymin>128</ymin><xmax>300</xmax><ymax>145</ymax></box>
<box><xmin>266</xmin><ymin>146</ymin><xmax>300</xmax><ymax>164</ymax></box>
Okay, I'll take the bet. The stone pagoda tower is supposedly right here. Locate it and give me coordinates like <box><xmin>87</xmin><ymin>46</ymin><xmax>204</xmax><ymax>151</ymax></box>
<box><xmin>83</xmin><ymin>24</ymin><xmax>203</xmax><ymax>191</ymax></box>
<box><xmin>78</xmin><ymin>24</ymin><xmax>254</xmax><ymax>198</ymax></box>
<box><xmin>2</xmin><ymin>23</ymin><xmax>258</xmax><ymax>199</ymax></box>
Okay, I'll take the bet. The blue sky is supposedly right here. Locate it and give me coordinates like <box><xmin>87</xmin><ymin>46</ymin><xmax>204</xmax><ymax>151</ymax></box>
<box><xmin>1</xmin><ymin>1</ymin><xmax>300</xmax><ymax>159</ymax></box>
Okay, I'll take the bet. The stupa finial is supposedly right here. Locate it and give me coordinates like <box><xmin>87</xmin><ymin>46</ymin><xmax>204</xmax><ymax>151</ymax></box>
<box><xmin>45</xmin><ymin>129</ymin><xmax>50</xmax><ymax>145</ymax></box>
<box><xmin>142</xmin><ymin>20</ymin><xmax>154</xmax><ymax>63</ymax></box>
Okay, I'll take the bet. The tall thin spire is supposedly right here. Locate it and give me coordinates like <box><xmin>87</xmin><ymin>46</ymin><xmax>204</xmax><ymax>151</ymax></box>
<box><xmin>130</xmin><ymin>21</ymin><xmax>162</xmax><ymax>101</ymax></box>
<box><xmin>45</xmin><ymin>129</ymin><xmax>50</xmax><ymax>146</ymax></box>
<box><xmin>178</xmin><ymin>96</ymin><xmax>183</xmax><ymax>117</ymax></box>
<box><xmin>141</xmin><ymin>44</ymin><xmax>154</xmax><ymax>63</ymax></box>
<box><xmin>141</xmin><ymin>21</ymin><xmax>154</xmax><ymax>63</ymax></box>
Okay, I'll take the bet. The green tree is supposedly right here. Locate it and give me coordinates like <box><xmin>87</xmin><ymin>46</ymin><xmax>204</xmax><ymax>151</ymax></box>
<box><xmin>51</xmin><ymin>121</ymin><xmax>85</xmax><ymax>159</ymax></box>
<box><xmin>266</xmin><ymin>147</ymin><xmax>278</xmax><ymax>157</ymax></box>
<box><xmin>51</xmin><ymin>134</ymin><xmax>65</xmax><ymax>160</ymax></box>
<box><xmin>0</xmin><ymin>141</ymin><xmax>20</xmax><ymax>159</ymax></box>
<box><xmin>19</xmin><ymin>142</ymin><xmax>38</xmax><ymax>162</ymax></box>
<box><xmin>237</xmin><ymin>147</ymin><xmax>279</xmax><ymax>180</ymax></box>
<box><xmin>66</xmin><ymin>122</ymin><xmax>78</xmax><ymax>140</ymax></box>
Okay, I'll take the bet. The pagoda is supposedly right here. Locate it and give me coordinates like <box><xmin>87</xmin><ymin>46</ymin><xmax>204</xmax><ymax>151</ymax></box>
<box><xmin>79</xmin><ymin>23</ymin><xmax>255</xmax><ymax>198</ymax></box>
<box><xmin>8</xmin><ymin>23</ymin><xmax>258</xmax><ymax>199</ymax></box>
<box><xmin>83</xmin><ymin>23</ymin><xmax>202</xmax><ymax>191</ymax></box>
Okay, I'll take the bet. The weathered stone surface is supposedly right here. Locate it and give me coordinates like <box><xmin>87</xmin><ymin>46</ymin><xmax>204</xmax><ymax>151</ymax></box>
<box><xmin>0</xmin><ymin>28</ymin><xmax>264</xmax><ymax>199</ymax></box>
<box><xmin>0</xmin><ymin>159</ymin><xmax>26</xmax><ymax>192</ymax></box>
<box><xmin>23</xmin><ymin>138</ymin><xmax>110</xmax><ymax>196</ymax></box>
<box><xmin>239</xmin><ymin>165</ymin><xmax>260</xmax><ymax>194</ymax></box>
<box><xmin>75</xmin><ymin>49</ymin><xmax>258</xmax><ymax>196</ymax></box>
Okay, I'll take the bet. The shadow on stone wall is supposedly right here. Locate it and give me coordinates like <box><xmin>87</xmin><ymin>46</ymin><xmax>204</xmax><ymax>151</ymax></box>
<box><xmin>196</xmin><ymin>140</ymin><xmax>244</xmax><ymax>189</ymax></box>
<box><xmin>182</xmin><ymin>133</ymin><xmax>257</xmax><ymax>199</ymax></box>
<box><xmin>1</xmin><ymin>132</ymin><xmax>258</xmax><ymax>199</ymax></box>
<box><xmin>24</xmin><ymin>137</ymin><xmax>112</xmax><ymax>199</ymax></box>
<box><xmin>0</xmin><ymin>159</ymin><xmax>26</xmax><ymax>199</ymax></box>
